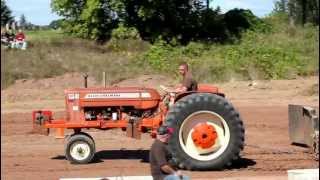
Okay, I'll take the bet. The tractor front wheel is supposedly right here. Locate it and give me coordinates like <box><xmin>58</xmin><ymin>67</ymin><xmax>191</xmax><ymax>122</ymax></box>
<box><xmin>165</xmin><ymin>93</ymin><xmax>245</xmax><ymax>170</ymax></box>
<box><xmin>65</xmin><ymin>133</ymin><xmax>95</xmax><ymax>164</ymax></box>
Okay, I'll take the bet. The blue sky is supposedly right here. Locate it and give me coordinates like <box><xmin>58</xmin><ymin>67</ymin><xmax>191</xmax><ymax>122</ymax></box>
<box><xmin>7</xmin><ymin>0</ymin><xmax>60</xmax><ymax>25</ymax></box>
<box><xmin>6</xmin><ymin>0</ymin><xmax>276</xmax><ymax>26</ymax></box>
<box><xmin>213</xmin><ymin>0</ymin><xmax>276</xmax><ymax>17</ymax></box>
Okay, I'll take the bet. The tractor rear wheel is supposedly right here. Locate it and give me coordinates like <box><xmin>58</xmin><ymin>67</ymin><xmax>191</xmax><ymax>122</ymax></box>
<box><xmin>65</xmin><ymin>133</ymin><xmax>95</xmax><ymax>164</ymax></box>
<box><xmin>165</xmin><ymin>93</ymin><xmax>245</xmax><ymax>170</ymax></box>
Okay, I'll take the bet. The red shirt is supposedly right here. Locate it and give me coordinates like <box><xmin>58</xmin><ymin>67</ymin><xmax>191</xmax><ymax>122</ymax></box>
<box><xmin>15</xmin><ymin>32</ymin><xmax>25</xmax><ymax>41</ymax></box>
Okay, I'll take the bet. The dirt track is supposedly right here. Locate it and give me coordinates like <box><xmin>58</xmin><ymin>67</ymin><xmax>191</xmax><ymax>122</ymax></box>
<box><xmin>1</xmin><ymin>74</ymin><xmax>319</xmax><ymax>180</ymax></box>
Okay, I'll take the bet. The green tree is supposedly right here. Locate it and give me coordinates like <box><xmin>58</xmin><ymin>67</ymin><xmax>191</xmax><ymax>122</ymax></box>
<box><xmin>117</xmin><ymin>0</ymin><xmax>210</xmax><ymax>43</ymax></box>
<box><xmin>51</xmin><ymin>0</ymin><xmax>260</xmax><ymax>43</ymax></box>
<box><xmin>205</xmin><ymin>0</ymin><xmax>214</xmax><ymax>9</ymax></box>
<box><xmin>274</xmin><ymin>0</ymin><xmax>288</xmax><ymax>13</ymax></box>
<box><xmin>1</xmin><ymin>0</ymin><xmax>14</xmax><ymax>26</ymax></box>
<box><xmin>274</xmin><ymin>0</ymin><xmax>319</xmax><ymax>25</ymax></box>
<box><xmin>52</xmin><ymin>0</ymin><xmax>118</xmax><ymax>42</ymax></box>
<box><xmin>308</xmin><ymin>0</ymin><xmax>319</xmax><ymax>24</ymax></box>
<box><xmin>19</xmin><ymin>14</ymin><xmax>27</xmax><ymax>29</ymax></box>
<box><xmin>49</xmin><ymin>19</ymin><xmax>64</xmax><ymax>29</ymax></box>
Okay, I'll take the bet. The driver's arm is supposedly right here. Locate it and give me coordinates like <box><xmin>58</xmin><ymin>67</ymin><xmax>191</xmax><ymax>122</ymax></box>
<box><xmin>176</xmin><ymin>75</ymin><xmax>192</xmax><ymax>93</ymax></box>
<box><xmin>175</xmin><ymin>86</ymin><xmax>187</xmax><ymax>93</ymax></box>
<box><xmin>175</xmin><ymin>83</ymin><xmax>182</xmax><ymax>88</ymax></box>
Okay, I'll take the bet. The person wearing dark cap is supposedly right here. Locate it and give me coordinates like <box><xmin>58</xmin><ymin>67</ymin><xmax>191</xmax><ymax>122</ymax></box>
<box><xmin>149</xmin><ymin>125</ymin><xmax>190</xmax><ymax>180</ymax></box>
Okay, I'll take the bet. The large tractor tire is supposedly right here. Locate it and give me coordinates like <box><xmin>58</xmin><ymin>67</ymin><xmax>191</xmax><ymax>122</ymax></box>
<box><xmin>65</xmin><ymin>133</ymin><xmax>95</xmax><ymax>164</ymax></box>
<box><xmin>165</xmin><ymin>93</ymin><xmax>245</xmax><ymax>170</ymax></box>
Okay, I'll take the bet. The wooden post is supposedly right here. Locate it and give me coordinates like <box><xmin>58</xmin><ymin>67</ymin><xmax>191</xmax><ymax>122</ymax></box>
<box><xmin>102</xmin><ymin>72</ymin><xmax>107</xmax><ymax>88</ymax></box>
<box><xmin>83</xmin><ymin>73</ymin><xmax>88</xmax><ymax>88</ymax></box>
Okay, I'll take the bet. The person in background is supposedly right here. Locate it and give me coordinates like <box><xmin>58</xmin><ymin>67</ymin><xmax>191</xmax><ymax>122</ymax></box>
<box><xmin>13</xmin><ymin>29</ymin><xmax>27</xmax><ymax>50</ymax></box>
<box><xmin>1</xmin><ymin>28</ymin><xmax>15</xmax><ymax>49</ymax></box>
<box><xmin>1</xmin><ymin>28</ymin><xmax>10</xmax><ymax>47</ymax></box>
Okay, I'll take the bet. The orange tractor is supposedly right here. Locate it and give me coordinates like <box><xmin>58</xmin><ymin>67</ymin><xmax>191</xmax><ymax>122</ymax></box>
<box><xmin>32</xmin><ymin>77</ymin><xmax>245</xmax><ymax>170</ymax></box>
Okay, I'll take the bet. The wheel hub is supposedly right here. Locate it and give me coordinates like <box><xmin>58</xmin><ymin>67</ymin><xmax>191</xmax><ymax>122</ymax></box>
<box><xmin>191</xmin><ymin>123</ymin><xmax>217</xmax><ymax>149</ymax></box>
<box><xmin>70</xmin><ymin>142</ymin><xmax>90</xmax><ymax>160</ymax></box>
<box><xmin>77</xmin><ymin>147</ymin><xmax>85</xmax><ymax>156</ymax></box>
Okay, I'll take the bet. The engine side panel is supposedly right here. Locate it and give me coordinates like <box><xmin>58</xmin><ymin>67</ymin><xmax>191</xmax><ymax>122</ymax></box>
<box><xmin>64</xmin><ymin>87</ymin><xmax>161</xmax><ymax>123</ymax></box>
<box><xmin>66</xmin><ymin>87</ymin><xmax>161</xmax><ymax>109</ymax></box>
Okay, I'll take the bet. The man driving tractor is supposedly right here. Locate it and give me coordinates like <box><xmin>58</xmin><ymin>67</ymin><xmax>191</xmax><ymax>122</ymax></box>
<box><xmin>159</xmin><ymin>62</ymin><xmax>198</xmax><ymax>107</ymax></box>
<box><xmin>175</xmin><ymin>62</ymin><xmax>198</xmax><ymax>93</ymax></box>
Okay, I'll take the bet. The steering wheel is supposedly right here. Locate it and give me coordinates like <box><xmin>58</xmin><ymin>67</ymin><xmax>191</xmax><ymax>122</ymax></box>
<box><xmin>160</xmin><ymin>85</ymin><xmax>170</xmax><ymax>92</ymax></box>
<box><xmin>160</xmin><ymin>85</ymin><xmax>178</xmax><ymax>97</ymax></box>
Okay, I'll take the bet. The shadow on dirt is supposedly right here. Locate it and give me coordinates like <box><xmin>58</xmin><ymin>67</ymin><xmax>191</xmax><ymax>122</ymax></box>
<box><xmin>51</xmin><ymin>149</ymin><xmax>150</xmax><ymax>164</ymax></box>
<box><xmin>227</xmin><ymin>157</ymin><xmax>256</xmax><ymax>169</ymax></box>
<box><xmin>51</xmin><ymin>151</ymin><xmax>255</xmax><ymax>169</ymax></box>
<box><xmin>95</xmin><ymin>149</ymin><xmax>150</xmax><ymax>163</ymax></box>
<box><xmin>51</xmin><ymin>155</ymin><xmax>66</xmax><ymax>160</ymax></box>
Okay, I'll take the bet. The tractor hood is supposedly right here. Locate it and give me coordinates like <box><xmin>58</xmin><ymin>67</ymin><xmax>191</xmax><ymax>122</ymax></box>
<box><xmin>65</xmin><ymin>87</ymin><xmax>161</xmax><ymax>109</ymax></box>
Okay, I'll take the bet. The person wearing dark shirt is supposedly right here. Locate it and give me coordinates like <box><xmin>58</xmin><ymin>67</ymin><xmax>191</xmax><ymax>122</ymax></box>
<box><xmin>149</xmin><ymin>126</ymin><xmax>189</xmax><ymax>180</ymax></box>
<box><xmin>175</xmin><ymin>62</ymin><xmax>197</xmax><ymax>93</ymax></box>
<box><xmin>1</xmin><ymin>28</ymin><xmax>9</xmax><ymax>44</ymax></box>
<box><xmin>1</xmin><ymin>28</ymin><xmax>14</xmax><ymax>48</ymax></box>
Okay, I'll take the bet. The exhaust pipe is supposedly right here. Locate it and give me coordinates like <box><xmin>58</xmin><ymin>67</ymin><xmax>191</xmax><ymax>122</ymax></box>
<box><xmin>83</xmin><ymin>73</ymin><xmax>88</xmax><ymax>88</ymax></box>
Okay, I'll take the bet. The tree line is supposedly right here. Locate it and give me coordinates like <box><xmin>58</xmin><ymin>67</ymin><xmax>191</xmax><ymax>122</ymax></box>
<box><xmin>274</xmin><ymin>0</ymin><xmax>319</xmax><ymax>25</ymax></box>
<box><xmin>51</xmin><ymin>0</ymin><xmax>267</xmax><ymax>43</ymax></box>
<box><xmin>2</xmin><ymin>0</ymin><xmax>318</xmax><ymax>43</ymax></box>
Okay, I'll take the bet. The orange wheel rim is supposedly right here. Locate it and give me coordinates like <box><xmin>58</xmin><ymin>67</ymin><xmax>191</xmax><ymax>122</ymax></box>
<box><xmin>191</xmin><ymin>123</ymin><xmax>217</xmax><ymax>149</ymax></box>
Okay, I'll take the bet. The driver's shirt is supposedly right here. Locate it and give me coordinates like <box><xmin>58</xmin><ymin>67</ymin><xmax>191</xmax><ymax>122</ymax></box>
<box><xmin>182</xmin><ymin>72</ymin><xmax>197</xmax><ymax>91</ymax></box>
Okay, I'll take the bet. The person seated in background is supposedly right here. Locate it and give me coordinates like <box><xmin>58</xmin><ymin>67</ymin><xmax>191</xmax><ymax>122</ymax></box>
<box><xmin>1</xmin><ymin>28</ymin><xmax>16</xmax><ymax>49</ymax></box>
<box><xmin>13</xmin><ymin>29</ymin><xmax>27</xmax><ymax>50</ymax></box>
<box><xmin>1</xmin><ymin>28</ymin><xmax>9</xmax><ymax>44</ymax></box>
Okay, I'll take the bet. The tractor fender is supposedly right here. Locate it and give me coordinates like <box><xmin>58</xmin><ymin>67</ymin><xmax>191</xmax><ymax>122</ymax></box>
<box><xmin>68</xmin><ymin>131</ymin><xmax>95</xmax><ymax>143</ymax></box>
<box><xmin>174</xmin><ymin>91</ymin><xmax>225</xmax><ymax>102</ymax></box>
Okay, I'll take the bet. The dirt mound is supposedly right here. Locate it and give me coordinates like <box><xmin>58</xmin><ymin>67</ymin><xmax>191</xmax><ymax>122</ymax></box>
<box><xmin>216</xmin><ymin>76</ymin><xmax>319</xmax><ymax>106</ymax></box>
<box><xmin>2</xmin><ymin>73</ymin><xmax>99</xmax><ymax>103</ymax></box>
<box><xmin>2</xmin><ymin>73</ymin><xmax>173</xmax><ymax>103</ymax></box>
<box><xmin>6</xmin><ymin>73</ymin><xmax>98</xmax><ymax>90</ymax></box>
<box><xmin>113</xmin><ymin>74</ymin><xmax>174</xmax><ymax>89</ymax></box>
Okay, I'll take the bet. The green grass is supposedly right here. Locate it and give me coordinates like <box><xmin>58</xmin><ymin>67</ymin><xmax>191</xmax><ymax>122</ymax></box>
<box><xmin>1</xmin><ymin>31</ymin><xmax>152</xmax><ymax>89</ymax></box>
<box><xmin>140</xmin><ymin>18</ymin><xmax>319</xmax><ymax>82</ymax></box>
<box><xmin>1</xmin><ymin>15</ymin><xmax>319</xmax><ymax>89</ymax></box>
<box><xmin>26</xmin><ymin>29</ymin><xmax>66</xmax><ymax>42</ymax></box>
